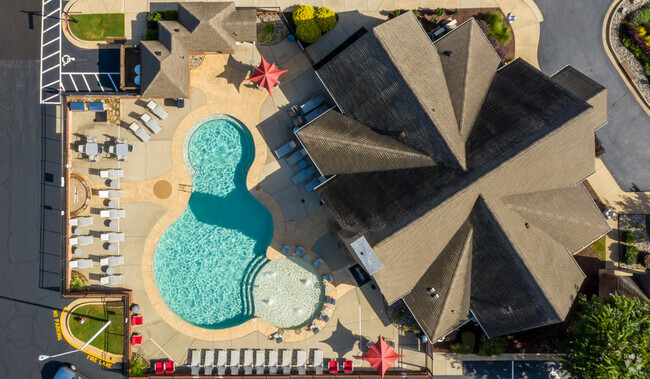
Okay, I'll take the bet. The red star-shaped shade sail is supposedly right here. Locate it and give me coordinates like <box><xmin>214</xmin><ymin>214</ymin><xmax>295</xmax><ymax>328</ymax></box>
<box><xmin>248</xmin><ymin>54</ymin><xmax>287</xmax><ymax>95</ymax></box>
<box><xmin>360</xmin><ymin>335</ymin><xmax>404</xmax><ymax>379</ymax></box>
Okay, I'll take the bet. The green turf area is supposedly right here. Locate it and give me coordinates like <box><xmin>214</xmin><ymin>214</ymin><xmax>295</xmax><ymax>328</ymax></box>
<box><xmin>69</xmin><ymin>14</ymin><xmax>125</xmax><ymax>41</ymax></box>
<box><xmin>590</xmin><ymin>236</ymin><xmax>606</xmax><ymax>261</ymax></box>
<box><xmin>68</xmin><ymin>304</ymin><xmax>124</xmax><ymax>355</ymax></box>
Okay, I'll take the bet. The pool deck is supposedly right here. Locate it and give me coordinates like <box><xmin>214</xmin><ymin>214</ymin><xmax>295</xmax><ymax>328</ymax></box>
<box><xmin>66</xmin><ymin>42</ymin><xmax>428</xmax><ymax>372</ymax></box>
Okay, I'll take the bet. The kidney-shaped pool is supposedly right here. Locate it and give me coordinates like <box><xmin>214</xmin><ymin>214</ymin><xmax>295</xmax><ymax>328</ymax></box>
<box><xmin>153</xmin><ymin>115</ymin><xmax>323</xmax><ymax>329</ymax></box>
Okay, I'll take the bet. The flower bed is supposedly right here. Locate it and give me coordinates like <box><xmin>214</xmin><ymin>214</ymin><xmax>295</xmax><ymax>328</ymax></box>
<box><xmin>618</xmin><ymin>214</ymin><xmax>650</xmax><ymax>271</ymax></box>
<box><xmin>257</xmin><ymin>13</ymin><xmax>289</xmax><ymax>46</ymax></box>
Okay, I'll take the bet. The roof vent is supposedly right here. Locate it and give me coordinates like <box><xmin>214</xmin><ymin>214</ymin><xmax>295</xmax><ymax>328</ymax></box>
<box><xmin>155</xmin><ymin>51</ymin><xmax>161</xmax><ymax>56</ymax></box>
<box><xmin>502</xmin><ymin>305</ymin><xmax>513</xmax><ymax>314</ymax></box>
<box><xmin>444</xmin><ymin>50</ymin><xmax>453</xmax><ymax>57</ymax></box>
<box><xmin>174</xmin><ymin>28</ymin><xmax>180</xmax><ymax>32</ymax></box>
<box><xmin>427</xmin><ymin>287</ymin><xmax>440</xmax><ymax>299</ymax></box>
<box><xmin>399</xmin><ymin>131</ymin><xmax>406</xmax><ymax>138</ymax></box>
<box><xmin>525</xmin><ymin>222</ymin><xmax>530</xmax><ymax>229</ymax></box>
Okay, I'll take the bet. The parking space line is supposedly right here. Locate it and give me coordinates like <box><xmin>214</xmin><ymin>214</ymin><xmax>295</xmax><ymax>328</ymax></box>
<box><xmin>44</xmin><ymin>0</ymin><xmax>53</xmax><ymax>4</ymax></box>
<box><xmin>42</xmin><ymin>51</ymin><xmax>58</xmax><ymax>61</ymax></box>
<box><xmin>42</xmin><ymin>80</ymin><xmax>59</xmax><ymax>89</ymax></box>
<box><xmin>45</xmin><ymin>7</ymin><xmax>60</xmax><ymax>19</ymax></box>
<box><xmin>81</xmin><ymin>74</ymin><xmax>90</xmax><ymax>91</ymax></box>
<box><xmin>108</xmin><ymin>74</ymin><xmax>118</xmax><ymax>91</ymax></box>
<box><xmin>43</xmin><ymin>36</ymin><xmax>60</xmax><ymax>47</ymax></box>
<box><xmin>42</xmin><ymin>64</ymin><xmax>60</xmax><ymax>74</ymax></box>
<box><xmin>42</xmin><ymin>92</ymin><xmax>60</xmax><ymax>103</ymax></box>
<box><xmin>94</xmin><ymin>74</ymin><xmax>105</xmax><ymax>92</ymax></box>
<box><xmin>68</xmin><ymin>74</ymin><xmax>79</xmax><ymax>92</ymax></box>
<box><xmin>60</xmin><ymin>81</ymin><xmax>65</xmax><ymax>91</ymax></box>
<box><xmin>44</xmin><ymin>23</ymin><xmax>58</xmax><ymax>33</ymax></box>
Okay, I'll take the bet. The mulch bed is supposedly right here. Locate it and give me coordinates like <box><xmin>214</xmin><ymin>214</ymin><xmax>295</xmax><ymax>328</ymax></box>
<box><xmin>388</xmin><ymin>8</ymin><xmax>515</xmax><ymax>60</ymax></box>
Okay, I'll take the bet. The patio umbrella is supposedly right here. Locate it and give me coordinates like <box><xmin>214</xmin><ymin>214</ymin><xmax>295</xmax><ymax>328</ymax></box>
<box><xmin>359</xmin><ymin>334</ymin><xmax>403</xmax><ymax>379</ymax></box>
<box><xmin>248</xmin><ymin>54</ymin><xmax>287</xmax><ymax>95</ymax></box>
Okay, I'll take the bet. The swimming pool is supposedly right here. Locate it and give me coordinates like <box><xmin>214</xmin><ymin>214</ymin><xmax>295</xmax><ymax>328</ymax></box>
<box><xmin>153</xmin><ymin>115</ymin><xmax>324</xmax><ymax>330</ymax></box>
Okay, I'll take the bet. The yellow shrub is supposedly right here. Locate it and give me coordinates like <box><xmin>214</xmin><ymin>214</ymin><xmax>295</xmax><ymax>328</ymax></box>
<box><xmin>637</xmin><ymin>26</ymin><xmax>647</xmax><ymax>37</ymax></box>
<box><xmin>645</xmin><ymin>35</ymin><xmax>650</xmax><ymax>46</ymax></box>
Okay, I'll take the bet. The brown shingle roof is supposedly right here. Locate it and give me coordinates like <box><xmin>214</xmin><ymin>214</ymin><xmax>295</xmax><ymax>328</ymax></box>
<box><xmin>295</xmin><ymin>109</ymin><xmax>436</xmax><ymax>175</ymax></box>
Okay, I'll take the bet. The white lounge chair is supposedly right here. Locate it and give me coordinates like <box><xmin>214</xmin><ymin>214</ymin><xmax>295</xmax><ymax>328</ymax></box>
<box><xmin>99</xmin><ymin>169</ymin><xmax>124</xmax><ymax>179</ymax></box>
<box><xmin>100</xmin><ymin>209</ymin><xmax>125</xmax><ymax>219</ymax></box>
<box><xmin>217</xmin><ymin>350</ymin><xmax>227</xmax><ymax>376</ymax></box>
<box><xmin>98</xmin><ymin>190</ymin><xmax>124</xmax><ymax>199</ymax></box>
<box><xmin>314</xmin><ymin>258</ymin><xmax>324</xmax><ymax>269</ymax></box>
<box><xmin>100</xmin><ymin>256</ymin><xmax>124</xmax><ymax>266</ymax></box>
<box><xmin>100</xmin><ymin>274</ymin><xmax>122</xmax><ymax>285</ymax></box>
<box><xmin>244</xmin><ymin>350</ymin><xmax>253</xmax><ymax>375</ymax></box>
<box><xmin>230</xmin><ymin>350</ymin><xmax>240</xmax><ymax>375</ymax></box>
<box><xmin>146</xmin><ymin>100</ymin><xmax>169</xmax><ymax>120</ymax></box>
<box><xmin>274</xmin><ymin>140</ymin><xmax>297</xmax><ymax>158</ymax></box>
<box><xmin>296</xmin><ymin>350</ymin><xmax>306</xmax><ymax>375</ymax></box>
<box><xmin>69</xmin><ymin>216</ymin><xmax>93</xmax><ymax>227</ymax></box>
<box><xmin>191</xmin><ymin>349</ymin><xmax>201</xmax><ymax>376</ymax></box>
<box><xmin>140</xmin><ymin>113</ymin><xmax>162</xmax><ymax>134</ymax></box>
<box><xmin>204</xmin><ymin>350</ymin><xmax>215</xmax><ymax>376</ymax></box>
<box><xmin>313</xmin><ymin>350</ymin><xmax>323</xmax><ymax>375</ymax></box>
<box><xmin>281</xmin><ymin>350</ymin><xmax>291</xmax><ymax>375</ymax></box>
<box><xmin>129</xmin><ymin>122</ymin><xmax>151</xmax><ymax>142</ymax></box>
<box><xmin>100</xmin><ymin>232</ymin><xmax>124</xmax><ymax>242</ymax></box>
<box><xmin>69</xmin><ymin>235</ymin><xmax>93</xmax><ymax>246</ymax></box>
<box><xmin>268</xmin><ymin>350</ymin><xmax>278</xmax><ymax>375</ymax></box>
<box><xmin>69</xmin><ymin>259</ymin><xmax>94</xmax><ymax>269</ymax></box>
<box><xmin>255</xmin><ymin>350</ymin><xmax>265</xmax><ymax>375</ymax></box>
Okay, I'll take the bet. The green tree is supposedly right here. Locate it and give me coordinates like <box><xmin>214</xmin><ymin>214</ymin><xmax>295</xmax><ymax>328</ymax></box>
<box><xmin>560</xmin><ymin>295</ymin><xmax>650</xmax><ymax>378</ymax></box>
<box><xmin>295</xmin><ymin>19</ymin><xmax>322</xmax><ymax>44</ymax></box>
<box><xmin>477</xmin><ymin>335</ymin><xmax>508</xmax><ymax>356</ymax></box>
<box><xmin>315</xmin><ymin>6</ymin><xmax>337</xmax><ymax>33</ymax></box>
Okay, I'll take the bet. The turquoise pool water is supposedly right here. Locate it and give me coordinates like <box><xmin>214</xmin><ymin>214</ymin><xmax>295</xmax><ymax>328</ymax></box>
<box><xmin>153</xmin><ymin>115</ymin><xmax>274</xmax><ymax>329</ymax></box>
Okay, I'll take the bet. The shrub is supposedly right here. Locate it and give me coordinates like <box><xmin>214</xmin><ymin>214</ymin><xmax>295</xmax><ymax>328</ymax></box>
<box><xmin>296</xmin><ymin>19</ymin><xmax>321</xmax><ymax>44</ymax></box>
<box><xmin>435</xmin><ymin>8</ymin><xmax>445</xmax><ymax>16</ymax></box>
<box><xmin>69</xmin><ymin>273</ymin><xmax>86</xmax><ymax>291</ymax></box>
<box><xmin>622</xmin><ymin>230</ymin><xmax>638</xmax><ymax>244</ymax></box>
<box><xmin>147</xmin><ymin>11</ymin><xmax>162</xmax><ymax>22</ymax></box>
<box><xmin>486</xmin><ymin>12</ymin><xmax>511</xmax><ymax>46</ymax></box>
<box><xmin>626</xmin><ymin>23</ymin><xmax>650</xmax><ymax>55</ymax></box>
<box><xmin>454</xmin><ymin>8</ymin><xmax>459</xmax><ymax>16</ymax></box>
<box><xmin>412</xmin><ymin>9</ymin><xmax>418</xmax><ymax>17</ymax></box>
<box><xmin>637</xmin><ymin>223</ymin><xmax>646</xmax><ymax>230</ymax></box>
<box><xmin>263</xmin><ymin>22</ymin><xmax>275</xmax><ymax>34</ymax></box>
<box><xmin>410</xmin><ymin>323</ymin><xmax>421</xmax><ymax>334</ymax></box>
<box><xmin>477</xmin><ymin>335</ymin><xmax>508</xmax><ymax>356</ymax></box>
<box><xmin>450</xmin><ymin>331</ymin><xmax>475</xmax><ymax>354</ymax></box>
<box><xmin>625</xmin><ymin>245</ymin><xmax>639</xmax><ymax>265</ymax></box>
<box><xmin>638</xmin><ymin>26</ymin><xmax>647</xmax><ymax>37</ymax></box>
<box><xmin>293</xmin><ymin>5</ymin><xmax>315</xmax><ymax>23</ymax></box>
<box><xmin>631</xmin><ymin>4</ymin><xmax>650</xmax><ymax>26</ymax></box>
<box><xmin>402</xmin><ymin>325</ymin><xmax>409</xmax><ymax>332</ymax></box>
<box><xmin>429</xmin><ymin>18</ymin><xmax>437</xmax><ymax>27</ymax></box>
<box><xmin>488</xmin><ymin>37</ymin><xmax>507</xmax><ymax>61</ymax></box>
<box><xmin>391</xmin><ymin>315</ymin><xmax>401</xmax><ymax>324</ymax></box>
<box><xmin>145</xmin><ymin>29</ymin><xmax>158</xmax><ymax>41</ymax></box>
<box><xmin>395</xmin><ymin>10</ymin><xmax>401</xmax><ymax>16</ymax></box>
<box><xmin>315</xmin><ymin>7</ymin><xmax>337</xmax><ymax>33</ymax></box>
<box><xmin>164</xmin><ymin>10</ymin><xmax>178</xmax><ymax>21</ymax></box>
<box><xmin>130</xmin><ymin>354</ymin><xmax>148</xmax><ymax>376</ymax></box>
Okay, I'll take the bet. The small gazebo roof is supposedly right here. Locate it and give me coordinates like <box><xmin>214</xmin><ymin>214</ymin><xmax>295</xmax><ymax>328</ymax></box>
<box><xmin>248</xmin><ymin>54</ymin><xmax>287</xmax><ymax>94</ymax></box>
<box><xmin>360</xmin><ymin>334</ymin><xmax>403</xmax><ymax>379</ymax></box>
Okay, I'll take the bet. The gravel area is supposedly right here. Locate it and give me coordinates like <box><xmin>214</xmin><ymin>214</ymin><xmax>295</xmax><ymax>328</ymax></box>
<box><xmin>618</xmin><ymin>214</ymin><xmax>649</xmax><ymax>270</ymax></box>
<box><xmin>257</xmin><ymin>13</ymin><xmax>289</xmax><ymax>46</ymax></box>
<box><xmin>610</xmin><ymin>0</ymin><xmax>650</xmax><ymax>103</ymax></box>
<box><xmin>190</xmin><ymin>54</ymin><xmax>205</xmax><ymax>70</ymax></box>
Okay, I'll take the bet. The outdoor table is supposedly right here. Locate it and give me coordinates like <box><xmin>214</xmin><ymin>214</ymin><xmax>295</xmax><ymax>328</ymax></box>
<box><xmin>135</xmin><ymin>65</ymin><xmax>141</xmax><ymax>74</ymax></box>
<box><xmin>134</xmin><ymin>75</ymin><xmax>141</xmax><ymax>85</ymax></box>
<box><xmin>108</xmin><ymin>200</ymin><xmax>117</xmax><ymax>208</ymax></box>
<box><xmin>109</xmin><ymin>180</ymin><xmax>118</xmax><ymax>189</ymax></box>
<box><xmin>74</xmin><ymin>248</ymin><xmax>83</xmax><ymax>256</ymax></box>
<box><xmin>106</xmin><ymin>267</ymin><xmax>115</xmax><ymax>275</ymax></box>
<box><xmin>115</xmin><ymin>143</ymin><xmax>129</xmax><ymax>157</ymax></box>
<box><xmin>85</xmin><ymin>142</ymin><xmax>99</xmax><ymax>156</ymax></box>
<box><xmin>107</xmin><ymin>244</ymin><xmax>117</xmax><ymax>253</ymax></box>
<box><xmin>108</xmin><ymin>220</ymin><xmax>117</xmax><ymax>229</ymax></box>
<box><xmin>298</xmin><ymin>160</ymin><xmax>308</xmax><ymax>169</ymax></box>
<box><xmin>74</xmin><ymin>227</ymin><xmax>83</xmax><ymax>236</ymax></box>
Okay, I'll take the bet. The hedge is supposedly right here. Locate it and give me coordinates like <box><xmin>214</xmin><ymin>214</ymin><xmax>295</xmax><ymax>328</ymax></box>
<box><xmin>450</xmin><ymin>331</ymin><xmax>475</xmax><ymax>354</ymax></box>
<box><xmin>315</xmin><ymin>6</ymin><xmax>337</xmax><ymax>33</ymax></box>
<box><xmin>622</xmin><ymin>230</ymin><xmax>638</xmax><ymax>244</ymax></box>
<box><xmin>477</xmin><ymin>335</ymin><xmax>508</xmax><ymax>356</ymax></box>
<box><xmin>625</xmin><ymin>245</ymin><xmax>639</xmax><ymax>265</ymax></box>
<box><xmin>486</xmin><ymin>12</ymin><xmax>511</xmax><ymax>46</ymax></box>
<box><xmin>296</xmin><ymin>19</ymin><xmax>321</xmax><ymax>44</ymax></box>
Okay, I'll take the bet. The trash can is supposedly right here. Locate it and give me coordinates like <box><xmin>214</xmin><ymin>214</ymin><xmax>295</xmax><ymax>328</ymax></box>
<box><xmin>177</xmin><ymin>98</ymin><xmax>185</xmax><ymax>108</ymax></box>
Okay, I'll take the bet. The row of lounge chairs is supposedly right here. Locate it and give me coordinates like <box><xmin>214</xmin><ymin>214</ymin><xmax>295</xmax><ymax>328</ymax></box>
<box><xmin>280</xmin><ymin>245</ymin><xmax>324</xmax><ymax>268</ymax></box>
<box><xmin>128</xmin><ymin>100</ymin><xmax>168</xmax><ymax>142</ymax></box>
<box><xmin>70</xmin><ymin>255</ymin><xmax>124</xmax><ymax>269</ymax></box>
<box><xmin>99</xmin><ymin>168</ymin><xmax>124</xmax><ymax>179</ymax></box>
<box><xmin>275</xmin><ymin>140</ymin><xmax>326</xmax><ymax>191</ymax></box>
<box><xmin>189</xmin><ymin>349</ymin><xmax>324</xmax><ymax>376</ymax></box>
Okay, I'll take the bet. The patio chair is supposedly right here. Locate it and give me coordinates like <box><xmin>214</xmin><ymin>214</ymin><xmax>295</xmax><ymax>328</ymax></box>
<box><xmin>272</xmin><ymin>332</ymin><xmax>283</xmax><ymax>343</ymax></box>
<box><xmin>164</xmin><ymin>361</ymin><xmax>174</xmax><ymax>374</ymax></box>
<box><xmin>244</xmin><ymin>349</ymin><xmax>253</xmax><ymax>375</ymax></box>
<box><xmin>322</xmin><ymin>274</ymin><xmax>333</xmax><ymax>283</ymax></box>
<box><xmin>88</xmin><ymin>102</ymin><xmax>104</xmax><ymax>112</ymax></box>
<box><xmin>295</xmin><ymin>246</ymin><xmax>305</xmax><ymax>257</ymax></box>
<box><xmin>280</xmin><ymin>245</ymin><xmax>291</xmax><ymax>255</ymax></box>
<box><xmin>325</xmin><ymin>296</ymin><xmax>336</xmax><ymax>305</ymax></box>
<box><xmin>130</xmin><ymin>334</ymin><xmax>142</xmax><ymax>346</ymax></box>
<box><xmin>100</xmin><ymin>169</ymin><xmax>124</xmax><ymax>179</ymax></box>
<box><xmin>329</xmin><ymin>360</ymin><xmax>338</xmax><ymax>373</ymax></box>
<box><xmin>268</xmin><ymin>350</ymin><xmax>278</xmax><ymax>375</ymax></box>
<box><xmin>204</xmin><ymin>350</ymin><xmax>215</xmax><ymax>375</ymax></box>
<box><xmin>319</xmin><ymin>313</ymin><xmax>330</xmax><ymax>323</ymax></box>
<box><xmin>281</xmin><ymin>350</ymin><xmax>291</xmax><ymax>375</ymax></box>
<box><xmin>146</xmin><ymin>100</ymin><xmax>169</xmax><ymax>120</ymax></box>
<box><xmin>286</xmin><ymin>148</ymin><xmax>307</xmax><ymax>165</ymax></box>
<box><xmin>255</xmin><ymin>350</ymin><xmax>265</xmax><ymax>375</ymax></box>
<box><xmin>69</xmin><ymin>102</ymin><xmax>85</xmax><ymax>112</ymax></box>
<box><xmin>77</xmin><ymin>145</ymin><xmax>86</xmax><ymax>154</ymax></box>
<box><xmin>299</xmin><ymin>94</ymin><xmax>325</xmax><ymax>115</ymax></box>
<box><xmin>304</xmin><ymin>254</ymin><xmax>313</xmax><ymax>264</ymax></box>
<box><xmin>296</xmin><ymin>350</ymin><xmax>307</xmax><ymax>375</ymax></box>
<box><xmin>131</xmin><ymin>315</ymin><xmax>143</xmax><ymax>326</ymax></box>
<box><xmin>230</xmin><ymin>350</ymin><xmax>240</xmax><ymax>375</ymax></box>
<box><xmin>314</xmin><ymin>258</ymin><xmax>324</xmax><ymax>269</ymax></box>
<box><xmin>100</xmin><ymin>274</ymin><xmax>122</xmax><ymax>285</ymax></box>
<box><xmin>304</xmin><ymin>104</ymin><xmax>329</xmax><ymax>123</ymax></box>
<box><xmin>100</xmin><ymin>232</ymin><xmax>124</xmax><ymax>242</ymax></box>
<box><xmin>313</xmin><ymin>350</ymin><xmax>323</xmax><ymax>375</ymax></box>
<box><xmin>344</xmin><ymin>360</ymin><xmax>354</xmax><ymax>373</ymax></box>
<box><xmin>217</xmin><ymin>350</ymin><xmax>227</xmax><ymax>376</ymax></box>
<box><xmin>140</xmin><ymin>113</ymin><xmax>162</xmax><ymax>134</ymax></box>
<box><xmin>191</xmin><ymin>349</ymin><xmax>201</xmax><ymax>376</ymax></box>
<box><xmin>274</xmin><ymin>140</ymin><xmax>297</xmax><ymax>158</ymax></box>
<box><xmin>305</xmin><ymin>176</ymin><xmax>326</xmax><ymax>192</ymax></box>
<box><xmin>155</xmin><ymin>362</ymin><xmax>164</xmax><ymax>374</ymax></box>
<box><xmin>100</xmin><ymin>209</ymin><xmax>125</xmax><ymax>219</ymax></box>
<box><xmin>70</xmin><ymin>235</ymin><xmax>93</xmax><ymax>246</ymax></box>
<box><xmin>291</xmin><ymin>166</ymin><xmax>317</xmax><ymax>184</ymax></box>
<box><xmin>69</xmin><ymin>216</ymin><xmax>93</xmax><ymax>227</ymax></box>
<box><xmin>309</xmin><ymin>323</ymin><xmax>320</xmax><ymax>335</ymax></box>
<box><xmin>100</xmin><ymin>256</ymin><xmax>124</xmax><ymax>266</ymax></box>
<box><xmin>128</xmin><ymin>122</ymin><xmax>151</xmax><ymax>142</ymax></box>
<box><xmin>98</xmin><ymin>190</ymin><xmax>124</xmax><ymax>199</ymax></box>
<box><xmin>70</xmin><ymin>259</ymin><xmax>93</xmax><ymax>269</ymax></box>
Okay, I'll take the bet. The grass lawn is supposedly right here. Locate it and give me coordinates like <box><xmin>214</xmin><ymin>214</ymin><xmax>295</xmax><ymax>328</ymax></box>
<box><xmin>68</xmin><ymin>304</ymin><xmax>124</xmax><ymax>355</ymax></box>
<box><xmin>69</xmin><ymin>14</ymin><xmax>124</xmax><ymax>41</ymax></box>
<box><xmin>590</xmin><ymin>236</ymin><xmax>607</xmax><ymax>261</ymax></box>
